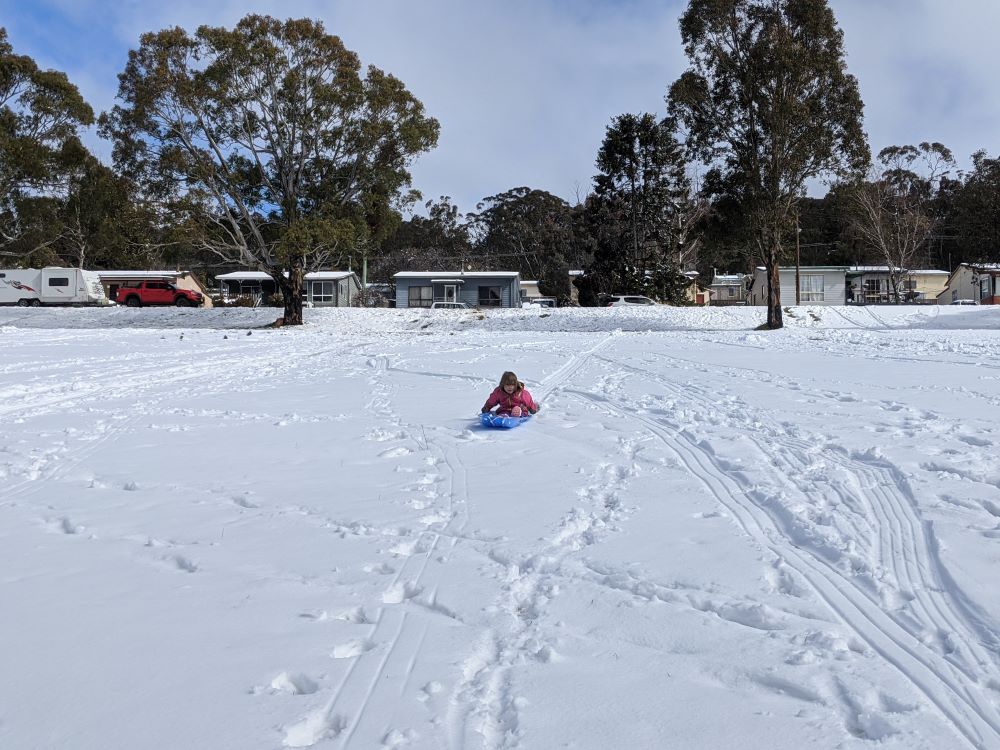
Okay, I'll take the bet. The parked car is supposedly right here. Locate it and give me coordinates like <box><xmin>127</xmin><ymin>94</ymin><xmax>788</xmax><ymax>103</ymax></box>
<box><xmin>949</xmin><ymin>299</ymin><xmax>979</xmax><ymax>306</ymax></box>
<box><xmin>521</xmin><ymin>298</ymin><xmax>556</xmax><ymax>309</ymax></box>
<box><xmin>115</xmin><ymin>281</ymin><xmax>204</xmax><ymax>307</ymax></box>
<box><xmin>606</xmin><ymin>295</ymin><xmax>656</xmax><ymax>307</ymax></box>
<box><xmin>430</xmin><ymin>301</ymin><xmax>469</xmax><ymax>309</ymax></box>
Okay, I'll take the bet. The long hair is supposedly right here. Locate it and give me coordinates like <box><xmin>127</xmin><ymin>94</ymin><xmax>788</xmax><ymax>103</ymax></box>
<box><xmin>499</xmin><ymin>371</ymin><xmax>524</xmax><ymax>393</ymax></box>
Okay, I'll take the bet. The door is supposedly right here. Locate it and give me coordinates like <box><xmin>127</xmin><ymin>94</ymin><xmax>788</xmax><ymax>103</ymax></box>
<box><xmin>147</xmin><ymin>282</ymin><xmax>172</xmax><ymax>304</ymax></box>
<box><xmin>444</xmin><ymin>284</ymin><xmax>458</xmax><ymax>303</ymax></box>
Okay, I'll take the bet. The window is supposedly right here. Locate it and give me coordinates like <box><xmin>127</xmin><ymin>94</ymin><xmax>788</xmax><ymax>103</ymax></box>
<box><xmin>727</xmin><ymin>287</ymin><xmax>736</xmax><ymax>298</ymax></box>
<box><xmin>312</xmin><ymin>281</ymin><xmax>334</xmax><ymax>303</ymax></box>
<box><xmin>799</xmin><ymin>274</ymin><xmax>824</xmax><ymax>302</ymax></box>
<box><xmin>409</xmin><ymin>285</ymin><xmax>432</xmax><ymax>308</ymax></box>
<box><xmin>48</xmin><ymin>277</ymin><xmax>70</xmax><ymax>287</ymax></box>
<box><xmin>478</xmin><ymin>286</ymin><xmax>502</xmax><ymax>307</ymax></box>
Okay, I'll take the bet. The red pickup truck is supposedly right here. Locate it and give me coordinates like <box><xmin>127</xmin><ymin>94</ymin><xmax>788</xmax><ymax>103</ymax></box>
<box><xmin>115</xmin><ymin>281</ymin><xmax>204</xmax><ymax>307</ymax></box>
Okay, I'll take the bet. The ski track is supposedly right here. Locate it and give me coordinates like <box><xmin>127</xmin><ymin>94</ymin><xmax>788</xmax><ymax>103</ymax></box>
<box><xmin>282</xmin><ymin>351</ymin><xmax>479</xmax><ymax>748</ymax></box>
<box><xmin>567</xmin><ymin>346</ymin><xmax>1000</xmax><ymax>750</ymax></box>
<box><xmin>7</xmin><ymin>319</ymin><xmax>1000</xmax><ymax>749</ymax></box>
<box><xmin>445</xmin><ymin>331</ymin><xmax>625</xmax><ymax>749</ymax></box>
<box><xmin>279</xmin><ymin>333</ymin><xmax>623</xmax><ymax>749</ymax></box>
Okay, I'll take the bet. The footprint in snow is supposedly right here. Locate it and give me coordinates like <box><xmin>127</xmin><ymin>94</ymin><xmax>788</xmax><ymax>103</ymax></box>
<box><xmin>56</xmin><ymin>517</ymin><xmax>82</xmax><ymax>535</ymax></box>
<box><xmin>383</xmin><ymin>581</ymin><xmax>423</xmax><ymax>604</ymax></box>
<box><xmin>380</xmin><ymin>446</ymin><xmax>412</xmax><ymax>458</ymax></box>
<box><xmin>363</xmin><ymin>562</ymin><xmax>396</xmax><ymax>575</ymax></box>
<box><xmin>231</xmin><ymin>495</ymin><xmax>258</xmax><ymax>508</ymax></box>
<box><xmin>270</xmin><ymin>672</ymin><xmax>319</xmax><ymax>695</ymax></box>
<box><xmin>331</xmin><ymin>638</ymin><xmax>376</xmax><ymax>659</ymax></box>
<box><xmin>173</xmin><ymin>555</ymin><xmax>198</xmax><ymax>573</ymax></box>
<box><xmin>382</xmin><ymin>728</ymin><xmax>417</xmax><ymax>747</ymax></box>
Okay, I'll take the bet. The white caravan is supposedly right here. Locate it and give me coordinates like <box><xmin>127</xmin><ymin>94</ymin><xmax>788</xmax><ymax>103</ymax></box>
<box><xmin>0</xmin><ymin>268</ymin><xmax>109</xmax><ymax>306</ymax></box>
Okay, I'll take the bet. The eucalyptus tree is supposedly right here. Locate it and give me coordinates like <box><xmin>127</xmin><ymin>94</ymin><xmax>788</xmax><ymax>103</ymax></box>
<box><xmin>668</xmin><ymin>0</ymin><xmax>868</xmax><ymax>327</ymax></box>
<box><xmin>7</xmin><ymin>155</ymin><xmax>157</xmax><ymax>270</ymax></box>
<box><xmin>379</xmin><ymin>196</ymin><xmax>473</xmax><ymax>279</ymax></box>
<box><xmin>849</xmin><ymin>143</ymin><xmax>955</xmax><ymax>301</ymax></box>
<box><xmin>0</xmin><ymin>27</ymin><xmax>94</xmax><ymax>256</ymax></box>
<box><xmin>470</xmin><ymin>187</ymin><xmax>579</xmax><ymax>305</ymax></box>
<box><xmin>100</xmin><ymin>15</ymin><xmax>439</xmax><ymax>324</ymax></box>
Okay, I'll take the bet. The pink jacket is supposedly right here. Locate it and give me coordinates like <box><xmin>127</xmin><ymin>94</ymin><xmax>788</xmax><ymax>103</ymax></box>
<box><xmin>482</xmin><ymin>386</ymin><xmax>539</xmax><ymax>416</ymax></box>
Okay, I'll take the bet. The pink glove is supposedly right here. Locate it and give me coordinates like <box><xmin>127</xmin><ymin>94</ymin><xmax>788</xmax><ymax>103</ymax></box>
<box><xmin>511</xmin><ymin>406</ymin><xmax>522</xmax><ymax>417</ymax></box>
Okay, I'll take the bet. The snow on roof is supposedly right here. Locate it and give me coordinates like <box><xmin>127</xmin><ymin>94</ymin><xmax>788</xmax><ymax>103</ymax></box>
<box><xmin>755</xmin><ymin>265</ymin><xmax>850</xmax><ymax>272</ymax></box>
<box><xmin>393</xmin><ymin>271</ymin><xmax>520</xmax><ymax>279</ymax></box>
<box><xmin>847</xmin><ymin>266</ymin><xmax>949</xmax><ymax>275</ymax></box>
<box><xmin>711</xmin><ymin>275</ymin><xmax>746</xmax><ymax>284</ymax></box>
<box><xmin>307</xmin><ymin>272</ymin><xmax>354</xmax><ymax>281</ymax></box>
<box><xmin>215</xmin><ymin>271</ymin><xmax>354</xmax><ymax>281</ymax></box>
<box><xmin>97</xmin><ymin>270</ymin><xmax>188</xmax><ymax>278</ymax></box>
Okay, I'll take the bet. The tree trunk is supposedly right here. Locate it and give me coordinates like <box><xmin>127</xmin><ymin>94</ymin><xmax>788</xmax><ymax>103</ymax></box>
<box><xmin>767</xmin><ymin>258</ymin><xmax>783</xmax><ymax>329</ymax></box>
<box><xmin>276</xmin><ymin>266</ymin><xmax>304</xmax><ymax>326</ymax></box>
<box><xmin>764</xmin><ymin>227</ymin><xmax>783</xmax><ymax>329</ymax></box>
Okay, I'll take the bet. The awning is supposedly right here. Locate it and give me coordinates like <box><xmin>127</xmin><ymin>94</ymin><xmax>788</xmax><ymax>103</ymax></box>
<box><xmin>430</xmin><ymin>279</ymin><xmax>465</xmax><ymax>284</ymax></box>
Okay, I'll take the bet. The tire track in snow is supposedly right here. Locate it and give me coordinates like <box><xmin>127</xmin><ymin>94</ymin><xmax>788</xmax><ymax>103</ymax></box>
<box><xmin>568</xmin><ymin>359</ymin><xmax>1000</xmax><ymax>749</ymax></box>
<box><xmin>612</xmin><ymin>349</ymin><xmax>1000</xmax><ymax>682</ymax></box>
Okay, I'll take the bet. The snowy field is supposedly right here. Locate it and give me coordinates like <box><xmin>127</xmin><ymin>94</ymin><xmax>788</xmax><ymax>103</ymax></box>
<box><xmin>2</xmin><ymin>304</ymin><xmax>1000</xmax><ymax>750</ymax></box>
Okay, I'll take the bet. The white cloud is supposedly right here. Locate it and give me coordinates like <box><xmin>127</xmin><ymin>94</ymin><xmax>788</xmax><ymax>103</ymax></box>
<box><xmin>6</xmin><ymin>0</ymin><xmax>1000</xmax><ymax>210</ymax></box>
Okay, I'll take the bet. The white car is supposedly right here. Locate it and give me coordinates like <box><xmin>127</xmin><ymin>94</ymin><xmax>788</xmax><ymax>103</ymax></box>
<box><xmin>949</xmin><ymin>299</ymin><xmax>979</xmax><ymax>306</ymax></box>
<box><xmin>430</xmin><ymin>301</ymin><xmax>469</xmax><ymax>309</ymax></box>
<box><xmin>607</xmin><ymin>295</ymin><xmax>656</xmax><ymax>307</ymax></box>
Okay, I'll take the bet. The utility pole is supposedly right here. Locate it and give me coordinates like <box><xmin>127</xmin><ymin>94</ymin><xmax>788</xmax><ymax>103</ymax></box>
<box><xmin>795</xmin><ymin>208</ymin><xmax>801</xmax><ymax>305</ymax></box>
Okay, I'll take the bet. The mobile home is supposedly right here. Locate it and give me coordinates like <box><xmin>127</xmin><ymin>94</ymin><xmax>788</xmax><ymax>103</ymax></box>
<box><xmin>0</xmin><ymin>268</ymin><xmax>109</xmax><ymax>307</ymax></box>
<box><xmin>748</xmin><ymin>266</ymin><xmax>848</xmax><ymax>306</ymax></box>
<box><xmin>393</xmin><ymin>271</ymin><xmax>522</xmax><ymax>308</ymax></box>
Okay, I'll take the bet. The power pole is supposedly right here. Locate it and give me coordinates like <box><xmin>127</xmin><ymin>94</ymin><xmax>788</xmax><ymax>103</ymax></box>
<box><xmin>795</xmin><ymin>209</ymin><xmax>801</xmax><ymax>305</ymax></box>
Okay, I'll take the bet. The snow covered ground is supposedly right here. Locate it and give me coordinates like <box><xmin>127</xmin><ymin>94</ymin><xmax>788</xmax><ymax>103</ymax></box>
<box><xmin>2</xmin><ymin>304</ymin><xmax>1000</xmax><ymax>750</ymax></box>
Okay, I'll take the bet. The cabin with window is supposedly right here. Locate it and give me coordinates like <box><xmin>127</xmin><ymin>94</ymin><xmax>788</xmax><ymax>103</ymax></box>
<box><xmin>215</xmin><ymin>271</ymin><xmax>360</xmax><ymax>307</ymax></box>
<box><xmin>748</xmin><ymin>266</ymin><xmax>849</xmax><ymax>306</ymax></box>
<box><xmin>709</xmin><ymin>272</ymin><xmax>749</xmax><ymax>306</ymax></box>
<box><xmin>393</xmin><ymin>271</ymin><xmax>521</xmax><ymax>308</ymax></box>
<box><xmin>936</xmin><ymin>263</ymin><xmax>1000</xmax><ymax>305</ymax></box>
<box><xmin>844</xmin><ymin>267</ymin><xmax>948</xmax><ymax>305</ymax></box>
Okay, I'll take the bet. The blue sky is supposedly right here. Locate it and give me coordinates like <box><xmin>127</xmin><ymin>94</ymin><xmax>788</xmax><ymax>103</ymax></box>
<box><xmin>3</xmin><ymin>0</ymin><xmax>1000</xmax><ymax>215</ymax></box>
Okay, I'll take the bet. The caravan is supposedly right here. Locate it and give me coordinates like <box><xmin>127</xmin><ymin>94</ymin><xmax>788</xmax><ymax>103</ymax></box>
<box><xmin>0</xmin><ymin>268</ymin><xmax>109</xmax><ymax>307</ymax></box>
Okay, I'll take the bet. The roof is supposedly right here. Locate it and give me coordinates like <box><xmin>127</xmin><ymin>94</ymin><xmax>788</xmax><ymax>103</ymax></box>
<box><xmin>755</xmin><ymin>266</ymin><xmax>849</xmax><ymax>272</ymax></box>
<box><xmin>711</xmin><ymin>275</ymin><xmax>746</xmax><ymax>284</ymax></box>
<box><xmin>307</xmin><ymin>272</ymin><xmax>355</xmax><ymax>281</ymax></box>
<box><xmin>216</xmin><ymin>271</ymin><xmax>355</xmax><ymax>281</ymax></box>
<box><xmin>846</xmin><ymin>266</ymin><xmax>949</xmax><ymax>275</ymax></box>
<box><xmin>393</xmin><ymin>271</ymin><xmax>520</xmax><ymax>279</ymax></box>
<box><xmin>97</xmin><ymin>270</ymin><xmax>188</xmax><ymax>278</ymax></box>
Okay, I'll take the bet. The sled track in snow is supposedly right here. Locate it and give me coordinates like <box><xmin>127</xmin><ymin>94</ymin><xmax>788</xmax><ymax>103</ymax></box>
<box><xmin>289</xmin><ymin>333</ymin><xmax>624</xmax><ymax>749</ymax></box>
<box><xmin>568</xmin><ymin>349</ymin><xmax>1000</xmax><ymax>750</ymax></box>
